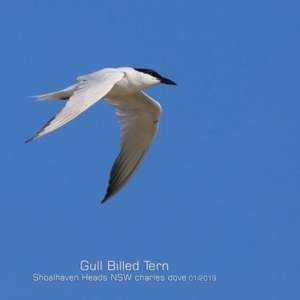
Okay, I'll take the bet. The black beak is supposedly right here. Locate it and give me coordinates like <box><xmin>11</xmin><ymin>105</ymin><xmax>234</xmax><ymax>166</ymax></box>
<box><xmin>160</xmin><ymin>77</ymin><xmax>177</xmax><ymax>85</ymax></box>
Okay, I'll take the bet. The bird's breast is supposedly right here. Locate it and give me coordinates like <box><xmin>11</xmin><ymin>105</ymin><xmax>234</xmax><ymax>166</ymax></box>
<box><xmin>106</xmin><ymin>76</ymin><xmax>147</xmax><ymax>97</ymax></box>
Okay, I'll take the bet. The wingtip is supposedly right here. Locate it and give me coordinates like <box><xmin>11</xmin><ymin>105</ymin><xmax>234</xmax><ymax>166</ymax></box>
<box><xmin>25</xmin><ymin>136</ymin><xmax>36</xmax><ymax>143</ymax></box>
<box><xmin>101</xmin><ymin>192</ymin><xmax>113</xmax><ymax>203</ymax></box>
<box><xmin>25</xmin><ymin>138</ymin><xmax>32</xmax><ymax>143</ymax></box>
<box><xmin>101</xmin><ymin>197</ymin><xmax>108</xmax><ymax>204</ymax></box>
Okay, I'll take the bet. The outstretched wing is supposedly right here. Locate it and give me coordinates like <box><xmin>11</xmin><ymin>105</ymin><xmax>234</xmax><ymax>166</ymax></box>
<box><xmin>102</xmin><ymin>91</ymin><xmax>162</xmax><ymax>203</ymax></box>
<box><xmin>26</xmin><ymin>69</ymin><xmax>124</xmax><ymax>142</ymax></box>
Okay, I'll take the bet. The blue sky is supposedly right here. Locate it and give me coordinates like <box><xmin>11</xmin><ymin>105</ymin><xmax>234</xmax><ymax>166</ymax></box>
<box><xmin>1</xmin><ymin>1</ymin><xmax>300</xmax><ymax>299</ymax></box>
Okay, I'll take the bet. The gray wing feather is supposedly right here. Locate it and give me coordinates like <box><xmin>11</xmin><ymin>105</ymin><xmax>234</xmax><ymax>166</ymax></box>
<box><xmin>101</xmin><ymin>91</ymin><xmax>162</xmax><ymax>203</ymax></box>
<box><xmin>26</xmin><ymin>69</ymin><xmax>124</xmax><ymax>142</ymax></box>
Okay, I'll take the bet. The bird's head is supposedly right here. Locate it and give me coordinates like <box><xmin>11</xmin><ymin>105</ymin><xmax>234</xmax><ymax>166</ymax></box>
<box><xmin>134</xmin><ymin>68</ymin><xmax>177</xmax><ymax>86</ymax></box>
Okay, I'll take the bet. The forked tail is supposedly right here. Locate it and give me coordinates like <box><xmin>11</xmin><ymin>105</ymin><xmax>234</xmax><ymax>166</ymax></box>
<box><xmin>31</xmin><ymin>84</ymin><xmax>77</xmax><ymax>100</ymax></box>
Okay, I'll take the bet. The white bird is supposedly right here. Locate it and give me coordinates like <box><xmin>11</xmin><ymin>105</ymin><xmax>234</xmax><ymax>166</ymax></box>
<box><xmin>26</xmin><ymin>67</ymin><xmax>176</xmax><ymax>203</ymax></box>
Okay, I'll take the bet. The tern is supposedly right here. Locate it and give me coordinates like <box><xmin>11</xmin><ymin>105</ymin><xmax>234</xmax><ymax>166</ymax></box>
<box><xmin>26</xmin><ymin>67</ymin><xmax>176</xmax><ymax>203</ymax></box>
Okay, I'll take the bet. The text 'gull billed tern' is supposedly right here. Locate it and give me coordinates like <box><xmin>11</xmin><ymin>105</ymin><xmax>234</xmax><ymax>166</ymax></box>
<box><xmin>26</xmin><ymin>67</ymin><xmax>176</xmax><ymax>203</ymax></box>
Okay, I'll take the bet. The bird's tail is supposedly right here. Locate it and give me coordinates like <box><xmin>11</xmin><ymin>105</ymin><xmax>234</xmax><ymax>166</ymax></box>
<box><xmin>30</xmin><ymin>84</ymin><xmax>77</xmax><ymax>100</ymax></box>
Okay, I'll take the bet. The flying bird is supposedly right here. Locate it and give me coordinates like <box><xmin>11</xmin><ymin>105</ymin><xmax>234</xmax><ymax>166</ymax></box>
<box><xmin>26</xmin><ymin>67</ymin><xmax>176</xmax><ymax>203</ymax></box>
